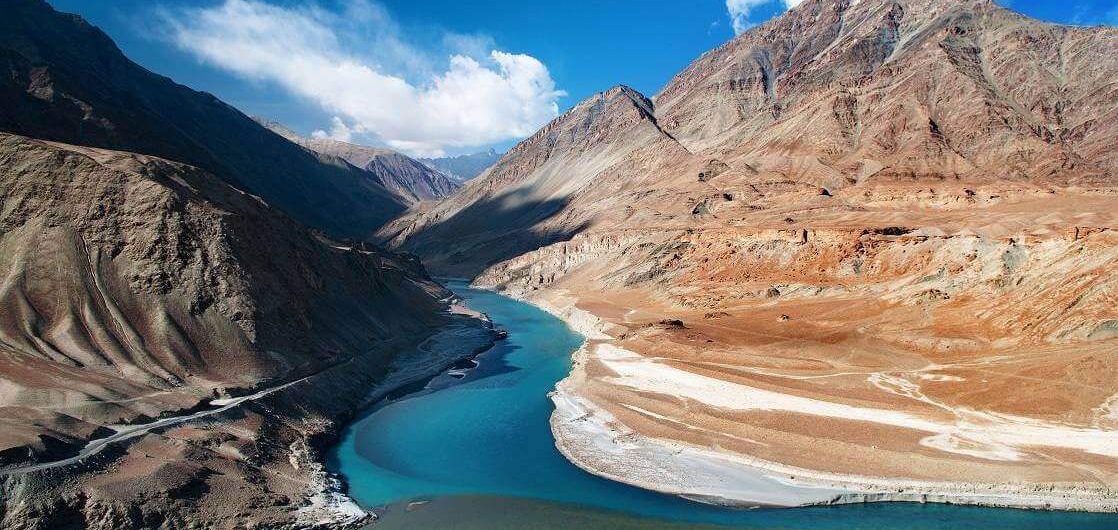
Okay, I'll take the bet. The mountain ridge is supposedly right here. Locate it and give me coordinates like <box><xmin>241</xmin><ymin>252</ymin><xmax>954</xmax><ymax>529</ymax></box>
<box><xmin>0</xmin><ymin>2</ymin><xmax>493</xmax><ymax>527</ymax></box>
<box><xmin>255</xmin><ymin>119</ymin><xmax>461</xmax><ymax>203</ymax></box>
<box><xmin>0</xmin><ymin>0</ymin><xmax>406</xmax><ymax>238</ymax></box>
<box><xmin>389</xmin><ymin>0</ymin><xmax>1118</xmax><ymax>277</ymax></box>
<box><xmin>376</xmin><ymin>83</ymin><xmax>690</xmax><ymax>272</ymax></box>
<box><xmin>390</xmin><ymin>0</ymin><xmax>1118</xmax><ymax>510</ymax></box>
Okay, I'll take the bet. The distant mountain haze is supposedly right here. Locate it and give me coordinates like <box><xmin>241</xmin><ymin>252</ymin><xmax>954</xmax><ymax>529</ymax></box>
<box><xmin>420</xmin><ymin>149</ymin><xmax>503</xmax><ymax>182</ymax></box>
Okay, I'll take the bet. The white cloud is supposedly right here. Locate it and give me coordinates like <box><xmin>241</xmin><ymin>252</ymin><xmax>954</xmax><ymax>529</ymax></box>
<box><xmin>727</xmin><ymin>0</ymin><xmax>804</xmax><ymax>35</ymax></box>
<box><xmin>312</xmin><ymin>116</ymin><xmax>364</xmax><ymax>143</ymax></box>
<box><xmin>727</xmin><ymin>0</ymin><xmax>769</xmax><ymax>34</ymax></box>
<box><xmin>162</xmin><ymin>0</ymin><xmax>564</xmax><ymax>156</ymax></box>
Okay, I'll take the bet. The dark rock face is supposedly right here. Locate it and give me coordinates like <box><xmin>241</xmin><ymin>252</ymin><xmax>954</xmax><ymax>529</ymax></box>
<box><xmin>0</xmin><ymin>0</ymin><xmax>406</xmax><ymax>239</ymax></box>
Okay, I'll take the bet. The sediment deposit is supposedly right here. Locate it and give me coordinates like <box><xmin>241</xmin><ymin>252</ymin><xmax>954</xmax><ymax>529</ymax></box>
<box><xmin>396</xmin><ymin>0</ymin><xmax>1118</xmax><ymax>511</ymax></box>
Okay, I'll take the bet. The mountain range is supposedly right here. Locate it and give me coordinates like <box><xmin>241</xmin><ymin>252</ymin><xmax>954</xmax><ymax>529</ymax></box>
<box><xmin>0</xmin><ymin>1</ymin><xmax>492</xmax><ymax>527</ymax></box>
<box><xmin>420</xmin><ymin>149</ymin><xmax>503</xmax><ymax>183</ymax></box>
<box><xmin>257</xmin><ymin>119</ymin><xmax>462</xmax><ymax>204</ymax></box>
<box><xmin>0</xmin><ymin>0</ymin><xmax>410</xmax><ymax>239</ymax></box>
<box><xmin>1</xmin><ymin>0</ymin><xmax>1117</xmax><ymax>526</ymax></box>
<box><xmin>384</xmin><ymin>0</ymin><xmax>1118</xmax><ymax>509</ymax></box>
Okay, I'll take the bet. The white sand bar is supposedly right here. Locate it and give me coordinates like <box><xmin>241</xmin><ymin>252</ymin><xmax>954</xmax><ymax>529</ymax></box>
<box><xmin>595</xmin><ymin>344</ymin><xmax>1118</xmax><ymax>462</ymax></box>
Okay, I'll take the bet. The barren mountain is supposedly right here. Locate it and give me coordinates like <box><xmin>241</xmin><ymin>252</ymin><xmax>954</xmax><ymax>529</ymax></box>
<box><xmin>259</xmin><ymin>120</ymin><xmax>460</xmax><ymax>204</ymax></box>
<box><xmin>0</xmin><ymin>2</ymin><xmax>492</xmax><ymax>527</ymax></box>
<box><xmin>0</xmin><ymin>131</ymin><xmax>489</xmax><ymax>528</ymax></box>
<box><xmin>386</xmin><ymin>0</ymin><xmax>1118</xmax><ymax>510</ymax></box>
<box><xmin>363</xmin><ymin>150</ymin><xmax>460</xmax><ymax>203</ymax></box>
<box><xmin>0</xmin><ymin>0</ymin><xmax>407</xmax><ymax>238</ymax></box>
<box><xmin>377</xmin><ymin>85</ymin><xmax>688</xmax><ymax>273</ymax></box>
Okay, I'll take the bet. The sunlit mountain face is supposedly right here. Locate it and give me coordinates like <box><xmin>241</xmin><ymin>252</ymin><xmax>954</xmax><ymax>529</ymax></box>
<box><xmin>1</xmin><ymin>1</ymin><xmax>1116</xmax><ymax>528</ymax></box>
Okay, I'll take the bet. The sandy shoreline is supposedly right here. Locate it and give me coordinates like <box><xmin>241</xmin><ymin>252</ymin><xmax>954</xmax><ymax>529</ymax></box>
<box><xmin>482</xmin><ymin>286</ymin><xmax>1118</xmax><ymax>514</ymax></box>
<box><xmin>550</xmin><ymin>361</ymin><xmax>1118</xmax><ymax>512</ymax></box>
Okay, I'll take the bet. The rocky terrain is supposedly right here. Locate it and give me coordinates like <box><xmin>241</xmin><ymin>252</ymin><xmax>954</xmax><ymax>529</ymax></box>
<box><xmin>0</xmin><ymin>0</ymin><xmax>406</xmax><ymax>239</ymax></box>
<box><xmin>389</xmin><ymin>0</ymin><xmax>1118</xmax><ymax>511</ymax></box>
<box><xmin>259</xmin><ymin>120</ymin><xmax>460</xmax><ymax>204</ymax></box>
<box><xmin>0</xmin><ymin>2</ymin><xmax>494</xmax><ymax>528</ymax></box>
<box><xmin>0</xmin><ymin>132</ymin><xmax>494</xmax><ymax>528</ymax></box>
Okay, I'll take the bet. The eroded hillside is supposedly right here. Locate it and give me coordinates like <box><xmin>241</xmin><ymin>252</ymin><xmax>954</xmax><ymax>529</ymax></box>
<box><xmin>0</xmin><ymin>132</ymin><xmax>477</xmax><ymax>529</ymax></box>
<box><xmin>0</xmin><ymin>0</ymin><xmax>407</xmax><ymax>238</ymax></box>
<box><xmin>391</xmin><ymin>0</ymin><xmax>1118</xmax><ymax>509</ymax></box>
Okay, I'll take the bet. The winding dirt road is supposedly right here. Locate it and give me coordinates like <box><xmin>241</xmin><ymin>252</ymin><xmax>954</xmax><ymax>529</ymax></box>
<box><xmin>2</xmin><ymin>370</ymin><xmax>325</xmax><ymax>475</ymax></box>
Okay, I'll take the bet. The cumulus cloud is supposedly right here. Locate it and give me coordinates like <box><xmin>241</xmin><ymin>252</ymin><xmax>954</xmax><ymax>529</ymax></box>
<box><xmin>162</xmin><ymin>0</ymin><xmax>564</xmax><ymax>156</ymax></box>
<box><xmin>312</xmin><ymin>116</ymin><xmax>365</xmax><ymax>143</ymax></box>
<box><xmin>727</xmin><ymin>0</ymin><xmax>804</xmax><ymax>35</ymax></box>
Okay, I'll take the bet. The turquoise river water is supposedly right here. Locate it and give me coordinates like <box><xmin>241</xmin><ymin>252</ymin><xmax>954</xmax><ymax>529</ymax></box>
<box><xmin>328</xmin><ymin>281</ymin><xmax>1117</xmax><ymax>529</ymax></box>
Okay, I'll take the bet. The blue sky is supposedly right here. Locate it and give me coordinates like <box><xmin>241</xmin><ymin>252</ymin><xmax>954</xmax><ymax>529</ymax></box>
<box><xmin>48</xmin><ymin>0</ymin><xmax>1117</xmax><ymax>156</ymax></box>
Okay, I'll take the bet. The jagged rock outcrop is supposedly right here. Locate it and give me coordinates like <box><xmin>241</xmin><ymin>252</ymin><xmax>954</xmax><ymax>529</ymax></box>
<box><xmin>0</xmin><ymin>0</ymin><xmax>406</xmax><ymax>238</ymax></box>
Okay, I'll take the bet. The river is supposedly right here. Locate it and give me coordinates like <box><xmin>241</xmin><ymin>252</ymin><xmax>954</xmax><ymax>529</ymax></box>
<box><xmin>327</xmin><ymin>280</ymin><xmax>1117</xmax><ymax>529</ymax></box>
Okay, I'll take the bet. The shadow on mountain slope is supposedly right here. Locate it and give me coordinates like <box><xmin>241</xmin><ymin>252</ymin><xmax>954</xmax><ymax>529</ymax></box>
<box><xmin>0</xmin><ymin>0</ymin><xmax>405</xmax><ymax>238</ymax></box>
<box><xmin>393</xmin><ymin>188</ymin><xmax>592</xmax><ymax>279</ymax></box>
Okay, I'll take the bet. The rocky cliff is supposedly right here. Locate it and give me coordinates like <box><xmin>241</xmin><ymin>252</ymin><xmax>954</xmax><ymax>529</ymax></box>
<box><xmin>0</xmin><ymin>131</ymin><xmax>476</xmax><ymax>528</ymax></box>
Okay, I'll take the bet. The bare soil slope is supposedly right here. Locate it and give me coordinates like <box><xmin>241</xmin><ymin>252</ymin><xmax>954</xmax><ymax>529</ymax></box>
<box><xmin>390</xmin><ymin>0</ymin><xmax>1118</xmax><ymax>508</ymax></box>
<box><xmin>0</xmin><ymin>130</ymin><xmax>473</xmax><ymax>528</ymax></box>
